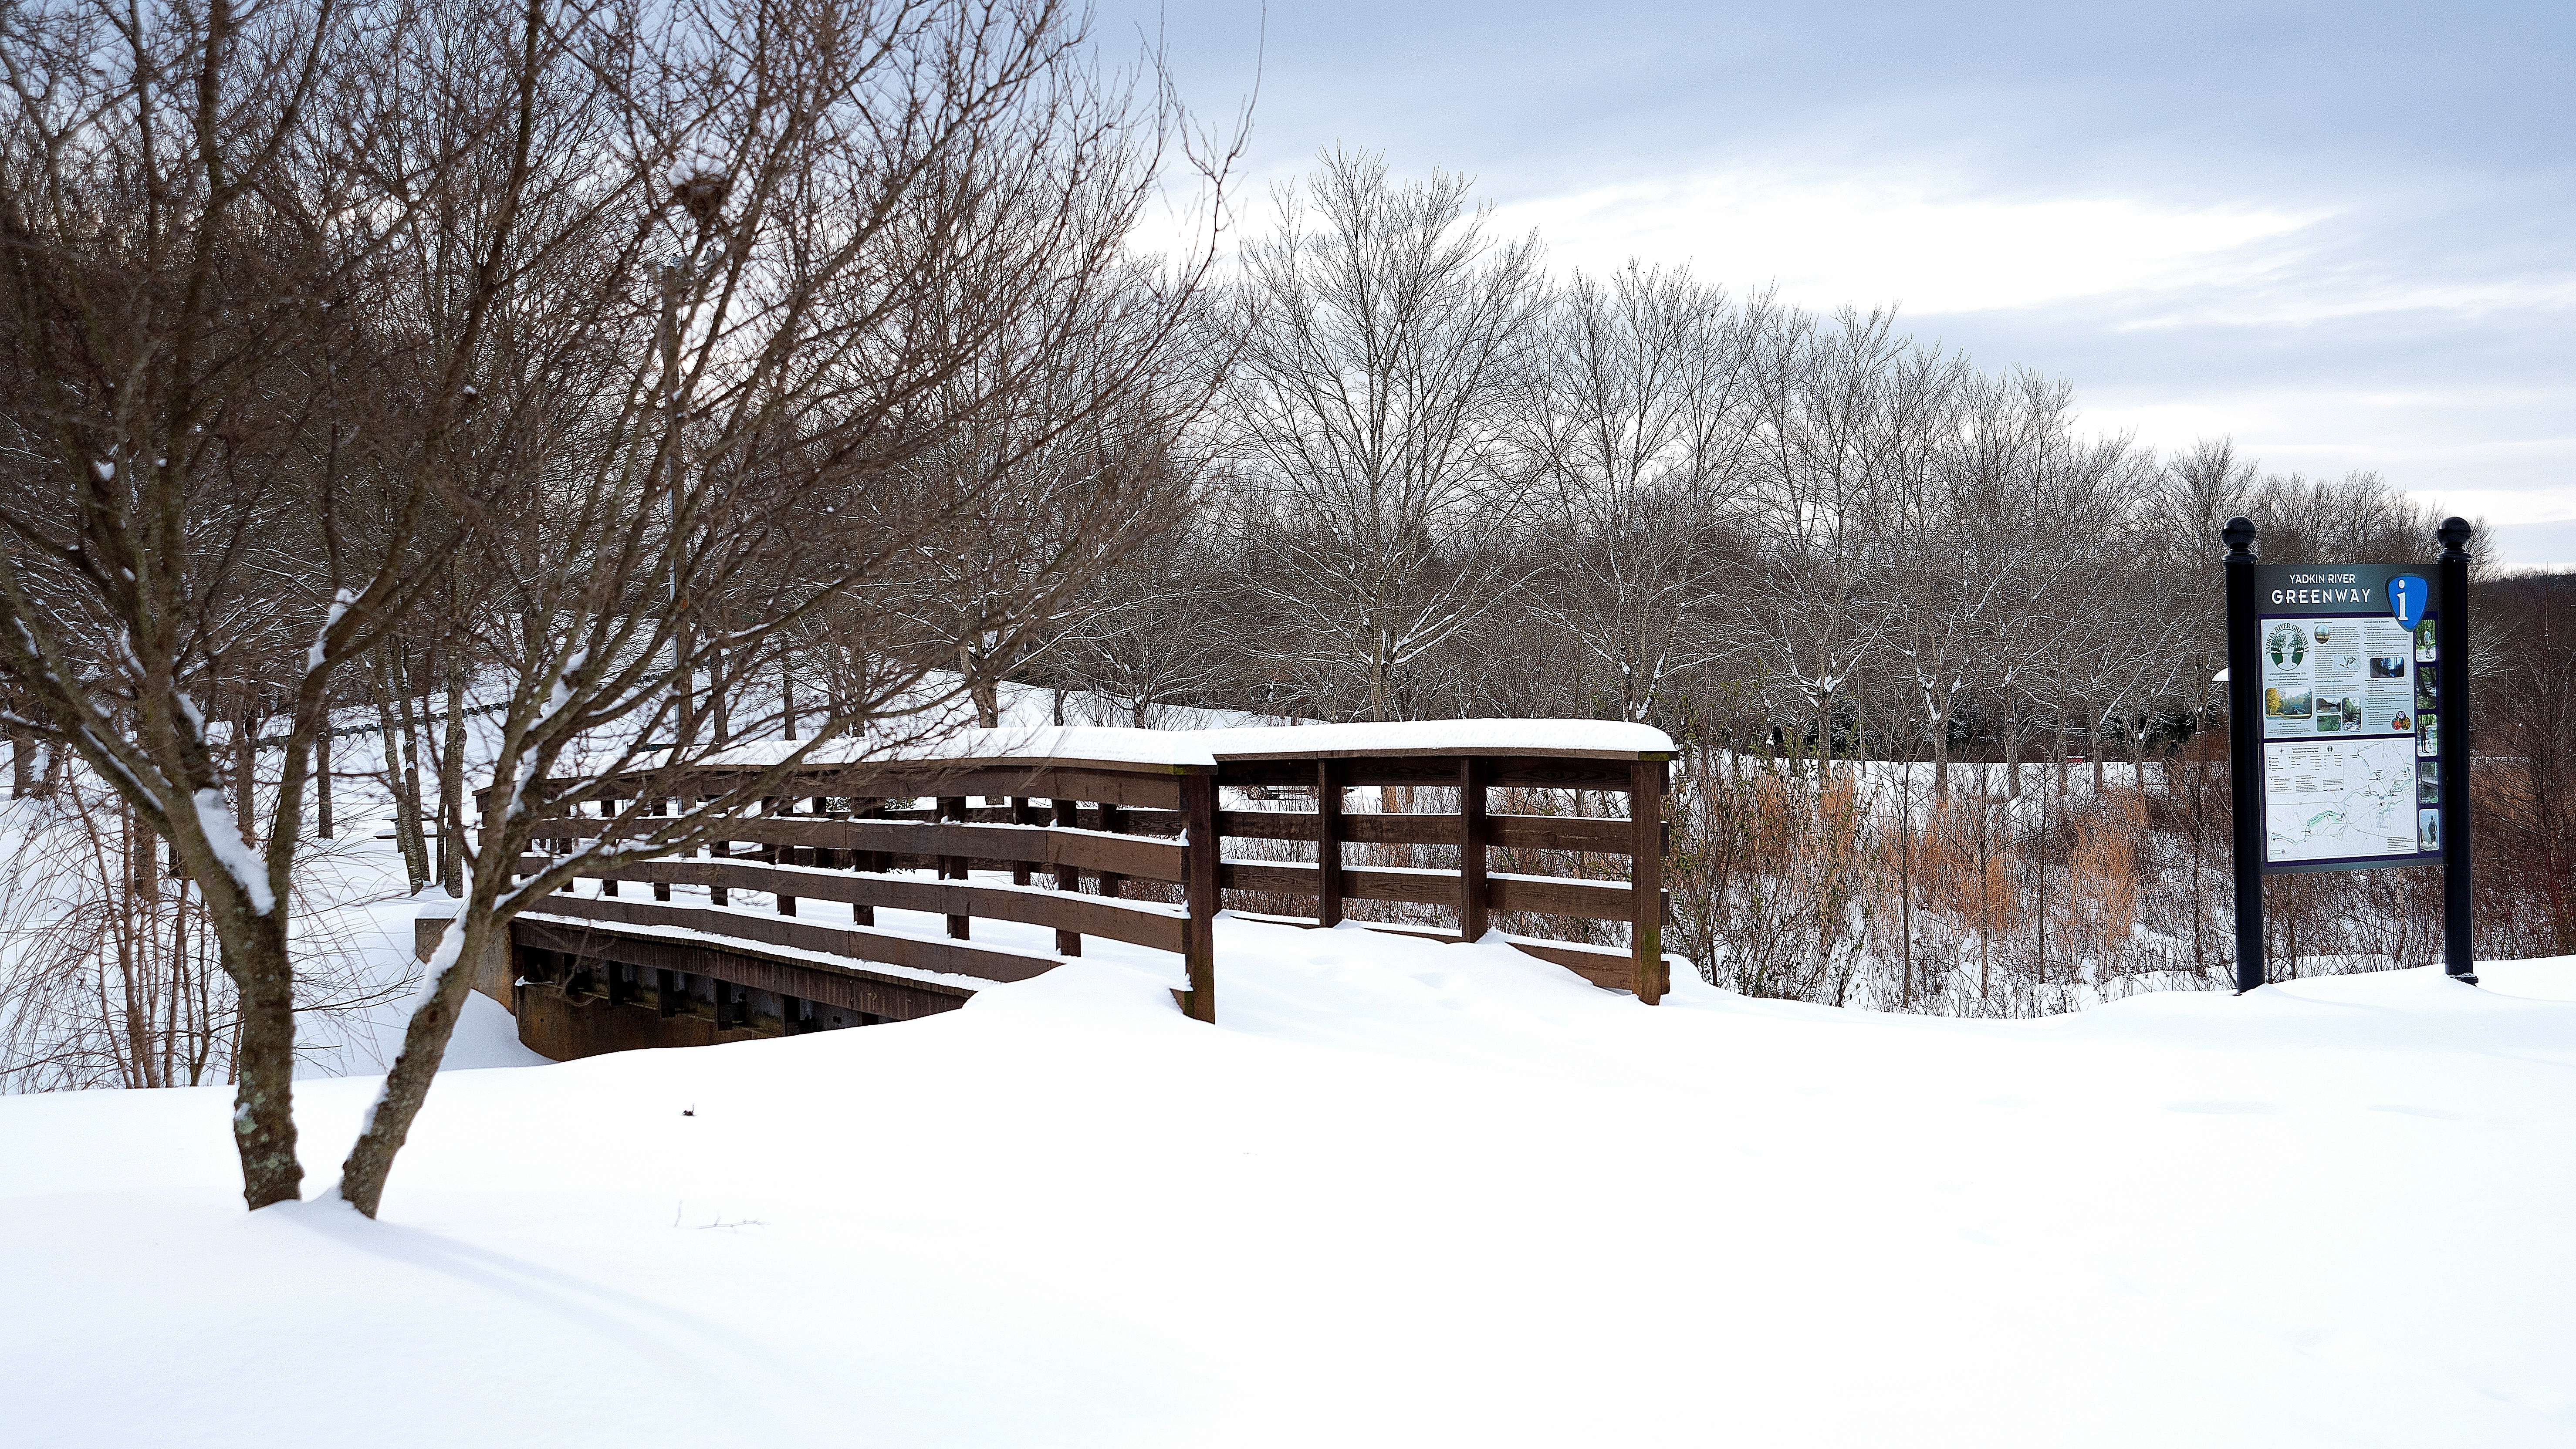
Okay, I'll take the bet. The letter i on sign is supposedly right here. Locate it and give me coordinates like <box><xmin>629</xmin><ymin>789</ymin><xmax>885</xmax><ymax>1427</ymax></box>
<box><xmin>2390</xmin><ymin>574</ymin><xmax>2429</xmax><ymax>629</ymax></box>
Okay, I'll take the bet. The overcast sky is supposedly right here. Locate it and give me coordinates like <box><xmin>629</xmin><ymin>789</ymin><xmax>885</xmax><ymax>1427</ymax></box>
<box><xmin>1101</xmin><ymin>0</ymin><xmax>2575</xmax><ymax>568</ymax></box>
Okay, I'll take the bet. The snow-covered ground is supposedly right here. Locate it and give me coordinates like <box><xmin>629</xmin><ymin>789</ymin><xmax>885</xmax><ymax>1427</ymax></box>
<box><xmin>4</xmin><ymin>914</ymin><xmax>2570</xmax><ymax>1446</ymax></box>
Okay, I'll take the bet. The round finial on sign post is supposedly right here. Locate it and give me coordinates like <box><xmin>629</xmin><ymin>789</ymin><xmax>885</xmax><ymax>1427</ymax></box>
<box><xmin>2437</xmin><ymin>516</ymin><xmax>2473</xmax><ymax>560</ymax></box>
<box><xmin>2222</xmin><ymin>516</ymin><xmax>2258</xmax><ymax>560</ymax></box>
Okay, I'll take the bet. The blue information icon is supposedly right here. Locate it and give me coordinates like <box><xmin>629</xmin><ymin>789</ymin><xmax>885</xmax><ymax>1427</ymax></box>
<box><xmin>2388</xmin><ymin>574</ymin><xmax>2429</xmax><ymax>629</ymax></box>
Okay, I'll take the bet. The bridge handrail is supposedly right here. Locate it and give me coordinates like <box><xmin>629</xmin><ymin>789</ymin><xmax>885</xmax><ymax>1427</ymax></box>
<box><xmin>508</xmin><ymin>721</ymin><xmax>1677</xmax><ymax>1017</ymax></box>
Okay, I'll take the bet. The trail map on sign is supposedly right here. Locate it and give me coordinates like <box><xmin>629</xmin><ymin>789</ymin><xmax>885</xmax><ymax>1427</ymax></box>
<box><xmin>2263</xmin><ymin>736</ymin><xmax>2419</xmax><ymax>864</ymax></box>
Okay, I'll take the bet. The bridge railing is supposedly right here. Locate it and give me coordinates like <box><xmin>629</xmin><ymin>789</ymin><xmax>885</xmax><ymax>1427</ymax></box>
<box><xmin>497</xmin><ymin>722</ymin><xmax>1675</xmax><ymax>1034</ymax></box>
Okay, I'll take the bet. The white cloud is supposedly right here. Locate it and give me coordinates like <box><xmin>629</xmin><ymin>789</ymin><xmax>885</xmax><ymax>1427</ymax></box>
<box><xmin>1487</xmin><ymin>169</ymin><xmax>2324</xmax><ymax>314</ymax></box>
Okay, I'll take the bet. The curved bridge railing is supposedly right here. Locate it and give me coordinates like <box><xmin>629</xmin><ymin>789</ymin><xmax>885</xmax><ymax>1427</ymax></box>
<box><xmin>478</xmin><ymin>722</ymin><xmax>1676</xmax><ymax>1057</ymax></box>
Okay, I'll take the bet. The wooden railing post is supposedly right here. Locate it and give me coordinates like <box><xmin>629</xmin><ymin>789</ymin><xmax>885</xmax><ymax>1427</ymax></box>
<box><xmin>1458</xmin><ymin>757</ymin><xmax>1489</xmax><ymax>943</ymax></box>
<box><xmin>650</xmin><ymin>795</ymin><xmax>671</xmax><ymax>901</ymax></box>
<box><xmin>849</xmin><ymin>797</ymin><xmax>881</xmax><ymax>926</ymax></box>
<box><xmin>706</xmin><ymin>793</ymin><xmax>730</xmax><ymax>906</ymax></box>
<box><xmin>1097</xmin><ymin>802</ymin><xmax>1126</xmax><ymax>899</ymax></box>
<box><xmin>1630</xmin><ymin>758</ymin><xmax>1667</xmax><ymax>1004</ymax></box>
<box><xmin>600</xmin><ymin>797</ymin><xmax>619</xmax><ymax>896</ymax></box>
<box><xmin>938</xmin><ymin>795</ymin><xmax>969</xmax><ymax>939</ymax></box>
<box><xmin>768</xmin><ymin>798</ymin><xmax>796</xmax><ymax>916</ymax></box>
<box><xmin>1182</xmin><ymin>772</ymin><xmax>1218</xmax><ymax>1022</ymax></box>
<box><xmin>1009</xmin><ymin>797</ymin><xmax>1035</xmax><ymax>885</ymax></box>
<box><xmin>1051</xmin><ymin>797</ymin><xmax>1082</xmax><ymax>956</ymax></box>
<box><xmin>1316</xmin><ymin>760</ymin><xmax>1344</xmax><ymax>926</ymax></box>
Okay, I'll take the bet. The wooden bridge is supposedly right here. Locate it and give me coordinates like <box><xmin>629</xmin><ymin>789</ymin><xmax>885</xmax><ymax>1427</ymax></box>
<box><xmin>440</xmin><ymin>723</ymin><xmax>1678</xmax><ymax>1061</ymax></box>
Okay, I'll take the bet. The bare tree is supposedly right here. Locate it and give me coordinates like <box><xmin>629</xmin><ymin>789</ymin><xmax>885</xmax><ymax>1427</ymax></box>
<box><xmin>333</xmin><ymin>0</ymin><xmax>1234</xmax><ymax>1216</ymax></box>
<box><xmin>1224</xmin><ymin>149</ymin><xmax>1547</xmax><ymax>721</ymax></box>
<box><xmin>1058</xmin><ymin>513</ymin><xmax>1251</xmax><ymax>725</ymax></box>
<box><xmin>1515</xmin><ymin>263</ymin><xmax>1767</xmax><ymax>721</ymax></box>
<box><xmin>0</xmin><ymin>0</ymin><xmax>580</xmax><ymax>1206</ymax></box>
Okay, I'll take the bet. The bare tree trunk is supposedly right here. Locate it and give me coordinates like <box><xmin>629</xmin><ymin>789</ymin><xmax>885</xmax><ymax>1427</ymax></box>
<box><xmin>233</xmin><ymin>702</ymin><xmax>258</xmax><ymax>841</ymax></box>
<box><xmin>337</xmin><ymin>904</ymin><xmax>492</xmax><ymax>1218</ymax></box>
<box><xmin>315</xmin><ymin>718</ymin><xmax>334</xmax><ymax>839</ymax></box>
<box><xmin>2088</xmin><ymin>695</ymin><xmax>2105</xmax><ymax>793</ymax></box>
<box><xmin>2054</xmin><ymin>703</ymin><xmax>2069</xmax><ymax>799</ymax></box>
<box><xmin>382</xmin><ymin>648</ymin><xmax>431</xmax><ymax>893</ymax></box>
<box><xmin>7</xmin><ymin>713</ymin><xmax>29</xmax><ymax>796</ymax></box>
<box><xmin>439</xmin><ymin>665</ymin><xmax>467</xmax><ymax>896</ymax></box>
<box><xmin>971</xmin><ymin>676</ymin><xmax>1001</xmax><ymax>728</ymax></box>
<box><xmin>713</xmin><ymin>642</ymin><xmax>731</xmax><ymax>746</ymax></box>
<box><xmin>223</xmin><ymin>904</ymin><xmax>303</xmax><ymax>1208</ymax></box>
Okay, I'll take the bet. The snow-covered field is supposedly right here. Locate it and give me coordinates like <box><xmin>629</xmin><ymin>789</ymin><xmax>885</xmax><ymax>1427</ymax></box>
<box><xmin>4</xmin><ymin>911</ymin><xmax>2571</xmax><ymax>1446</ymax></box>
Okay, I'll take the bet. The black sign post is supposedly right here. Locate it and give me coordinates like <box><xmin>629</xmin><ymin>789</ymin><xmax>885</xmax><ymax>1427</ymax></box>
<box><xmin>2437</xmin><ymin>517</ymin><xmax>2476</xmax><ymax>984</ymax></box>
<box><xmin>2224</xmin><ymin>518</ymin><xmax>2266</xmax><ymax>993</ymax></box>
<box><xmin>2221</xmin><ymin>516</ymin><xmax>2475</xmax><ymax>993</ymax></box>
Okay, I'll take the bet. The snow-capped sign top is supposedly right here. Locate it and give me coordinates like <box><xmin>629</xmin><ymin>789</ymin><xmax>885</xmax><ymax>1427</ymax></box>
<box><xmin>697</xmin><ymin>719</ymin><xmax>1675</xmax><ymax>774</ymax></box>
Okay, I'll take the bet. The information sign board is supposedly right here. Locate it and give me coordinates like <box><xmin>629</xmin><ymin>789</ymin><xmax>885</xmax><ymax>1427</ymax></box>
<box><xmin>2221</xmin><ymin>518</ymin><xmax>2475</xmax><ymax>991</ymax></box>
<box><xmin>2248</xmin><ymin>564</ymin><xmax>2441</xmax><ymax>872</ymax></box>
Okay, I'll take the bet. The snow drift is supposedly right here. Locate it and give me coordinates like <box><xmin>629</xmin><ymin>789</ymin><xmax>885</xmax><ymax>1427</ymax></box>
<box><xmin>3</xmin><ymin>914</ymin><xmax>2571</xmax><ymax>1447</ymax></box>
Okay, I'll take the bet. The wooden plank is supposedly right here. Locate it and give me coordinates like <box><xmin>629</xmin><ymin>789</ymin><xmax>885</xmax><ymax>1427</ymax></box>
<box><xmin>511</xmin><ymin>906</ymin><xmax>1020</xmax><ymax>996</ymax></box>
<box><xmin>1489</xmin><ymin>757</ymin><xmax>1640</xmax><ymax>791</ymax></box>
<box><xmin>1216</xmin><ymin>758</ymin><xmax>1322</xmax><ymax>790</ymax></box>
<box><xmin>610</xmin><ymin>758</ymin><xmax>1203</xmax><ymax>803</ymax></box>
<box><xmin>602</xmin><ymin>858</ymin><xmax>1188</xmax><ymax>953</ymax></box>
<box><xmin>1220</xmin><ymin>860</ymin><xmax>1328</xmax><ymax>898</ymax></box>
<box><xmin>1215</xmin><ymin>809</ymin><xmax>1319</xmax><ymax>840</ymax></box>
<box><xmin>1219</xmin><ymin>860</ymin><xmax>1658</xmax><ymax>924</ymax></box>
<box><xmin>1334</xmin><ymin>757</ymin><xmax>1466</xmax><ymax>790</ymax></box>
<box><xmin>1181</xmin><ymin>773</ymin><xmax>1219</xmax><ymax>1023</ymax></box>
<box><xmin>929</xmin><ymin>766</ymin><xmax>1185</xmax><ymax>811</ymax></box>
<box><xmin>1509</xmin><ymin>938</ymin><xmax>1637</xmax><ymax>993</ymax></box>
<box><xmin>515</xmin><ymin>922</ymin><xmax>967</xmax><ymax>1022</ymax></box>
<box><xmin>1216</xmin><ymin>810</ymin><xmax>1464</xmax><ymax>847</ymax></box>
<box><xmin>1214</xmin><ymin>745</ymin><xmax>1677</xmax><ymax>764</ymax></box>
<box><xmin>1489</xmin><ymin>872</ymin><xmax>1651</xmax><ymax>923</ymax></box>
<box><xmin>1487</xmin><ymin>815</ymin><xmax>1639</xmax><ymax>854</ymax></box>
<box><xmin>1212</xmin><ymin>809</ymin><xmax>1640</xmax><ymax>853</ymax></box>
<box><xmin>521</xmin><ymin>815</ymin><xmax>1189</xmax><ymax>882</ymax></box>
<box><xmin>1630</xmin><ymin>757</ymin><xmax>1668</xmax><ymax>1005</ymax></box>
<box><xmin>1228</xmin><ymin>754</ymin><xmax>1649</xmax><ymax>792</ymax></box>
<box><xmin>1458</xmin><ymin>757</ymin><xmax>1489</xmax><ymax>942</ymax></box>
